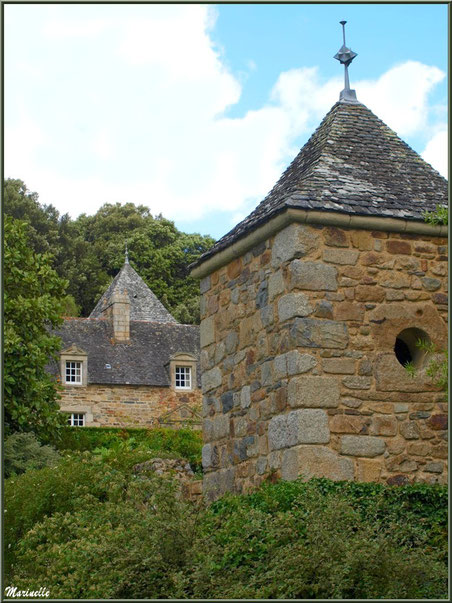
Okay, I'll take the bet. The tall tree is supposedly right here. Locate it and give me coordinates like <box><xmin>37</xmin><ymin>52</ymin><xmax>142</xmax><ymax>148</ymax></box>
<box><xmin>74</xmin><ymin>203</ymin><xmax>215</xmax><ymax>322</ymax></box>
<box><xmin>3</xmin><ymin>179</ymin><xmax>107</xmax><ymax>317</ymax></box>
<box><xmin>3</xmin><ymin>179</ymin><xmax>61</xmax><ymax>254</ymax></box>
<box><xmin>4</xmin><ymin>216</ymin><xmax>68</xmax><ymax>438</ymax></box>
<box><xmin>3</xmin><ymin>181</ymin><xmax>216</xmax><ymax>323</ymax></box>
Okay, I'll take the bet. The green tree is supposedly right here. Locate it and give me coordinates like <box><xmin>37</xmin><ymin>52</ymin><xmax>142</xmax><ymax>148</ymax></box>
<box><xmin>74</xmin><ymin>203</ymin><xmax>215</xmax><ymax>322</ymax></box>
<box><xmin>3</xmin><ymin>179</ymin><xmax>61</xmax><ymax>254</ymax></box>
<box><xmin>3</xmin><ymin>181</ymin><xmax>215</xmax><ymax>322</ymax></box>
<box><xmin>3</xmin><ymin>179</ymin><xmax>108</xmax><ymax>317</ymax></box>
<box><xmin>4</xmin><ymin>216</ymin><xmax>68</xmax><ymax>438</ymax></box>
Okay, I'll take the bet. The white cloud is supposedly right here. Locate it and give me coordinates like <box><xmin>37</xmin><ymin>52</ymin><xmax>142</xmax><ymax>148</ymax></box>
<box><xmin>356</xmin><ymin>61</ymin><xmax>445</xmax><ymax>137</ymax></box>
<box><xmin>42</xmin><ymin>18</ymin><xmax>109</xmax><ymax>38</ymax></box>
<box><xmin>422</xmin><ymin>130</ymin><xmax>448</xmax><ymax>177</ymax></box>
<box><xmin>5</xmin><ymin>105</ymin><xmax>49</xmax><ymax>177</ymax></box>
<box><xmin>4</xmin><ymin>5</ymin><xmax>448</xmax><ymax>229</ymax></box>
<box><xmin>91</xmin><ymin>130</ymin><xmax>115</xmax><ymax>161</ymax></box>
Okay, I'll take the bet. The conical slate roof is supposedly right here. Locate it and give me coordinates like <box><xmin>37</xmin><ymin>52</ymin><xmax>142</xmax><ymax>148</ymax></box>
<box><xmin>196</xmin><ymin>100</ymin><xmax>447</xmax><ymax>265</ymax></box>
<box><xmin>90</xmin><ymin>262</ymin><xmax>177</xmax><ymax>323</ymax></box>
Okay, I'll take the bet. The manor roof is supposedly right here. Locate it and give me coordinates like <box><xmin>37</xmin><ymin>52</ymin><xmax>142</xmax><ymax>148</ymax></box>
<box><xmin>193</xmin><ymin>100</ymin><xmax>448</xmax><ymax>267</ymax></box>
<box><xmin>50</xmin><ymin>319</ymin><xmax>200</xmax><ymax>387</ymax></box>
<box><xmin>90</xmin><ymin>261</ymin><xmax>177</xmax><ymax>323</ymax></box>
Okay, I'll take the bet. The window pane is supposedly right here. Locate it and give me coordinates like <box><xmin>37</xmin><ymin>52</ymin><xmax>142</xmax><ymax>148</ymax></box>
<box><xmin>68</xmin><ymin>413</ymin><xmax>85</xmax><ymax>426</ymax></box>
<box><xmin>65</xmin><ymin>361</ymin><xmax>82</xmax><ymax>383</ymax></box>
<box><xmin>175</xmin><ymin>366</ymin><xmax>191</xmax><ymax>389</ymax></box>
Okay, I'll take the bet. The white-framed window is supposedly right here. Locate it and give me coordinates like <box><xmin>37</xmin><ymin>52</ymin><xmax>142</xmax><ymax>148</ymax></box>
<box><xmin>65</xmin><ymin>361</ymin><xmax>82</xmax><ymax>384</ymax></box>
<box><xmin>175</xmin><ymin>366</ymin><xmax>192</xmax><ymax>390</ymax></box>
<box><xmin>60</xmin><ymin>345</ymin><xmax>88</xmax><ymax>387</ymax></box>
<box><xmin>67</xmin><ymin>412</ymin><xmax>85</xmax><ymax>427</ymax></box>
<box><xmin>169</xmin><ymin>353</ymin><xmax>196</xmax><ymax>392</ymax></box>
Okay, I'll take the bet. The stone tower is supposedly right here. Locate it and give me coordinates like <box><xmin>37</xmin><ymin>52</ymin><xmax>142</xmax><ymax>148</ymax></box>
<box><xmin>191</xmin><ymin>92</ymin><xmax>448</xmax><ymax>500</ymax></box>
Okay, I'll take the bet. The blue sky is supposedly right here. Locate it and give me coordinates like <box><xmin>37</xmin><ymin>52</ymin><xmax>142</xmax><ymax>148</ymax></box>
<box><xmin>4</xmin><ymin>2</ymin><xmax>448</xmax><ymax>241</ymax></box>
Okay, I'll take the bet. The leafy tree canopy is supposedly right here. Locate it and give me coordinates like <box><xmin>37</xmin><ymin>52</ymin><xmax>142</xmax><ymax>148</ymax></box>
<box><xmin>3</xmin><ymin>180</ymin><xmax>109</xmax><ymax>317</ymax></box>
<box><xmin>4</xmin><ymin>215</ymin><xmax>68</xmax><ymax>439</ymax></box>
<box><xmin>3</xmin><ymin>180</ymin><xmax>215</xmax><ymax>322</ymax></box>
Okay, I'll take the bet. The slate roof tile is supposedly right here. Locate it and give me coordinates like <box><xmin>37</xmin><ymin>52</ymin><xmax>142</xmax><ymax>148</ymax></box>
<box><xmin>90</xmin><ymin>262</ymin><xmax>177</xmax><ymax>323</ymax></box>
<box><xmin>193</xmin><ymin>101</ymin><xmax>447</xmax><ymax>268</ymax></box>
<box><xmin>50</xmin><ymin>318</ymin><xmax>200</xmax><ymax>387</ymax></box>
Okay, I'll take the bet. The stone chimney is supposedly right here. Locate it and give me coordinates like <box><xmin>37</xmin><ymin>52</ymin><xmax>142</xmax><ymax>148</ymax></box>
<box><xmin>106</xmin><ymin>290</ymin><xmax>130</xmax><ymax>342</ymax></box>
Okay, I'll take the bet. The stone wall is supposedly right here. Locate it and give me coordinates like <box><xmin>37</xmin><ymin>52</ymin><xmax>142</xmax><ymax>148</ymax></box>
<box><xmin>199</xmin><ymin>223</ymin><xmax>448</xmax><ymax>500</ymax></box>
<box><xmin>59</xmin><ymin>384</ymin><xmax>202</xmax><ymax>428</ymax></box>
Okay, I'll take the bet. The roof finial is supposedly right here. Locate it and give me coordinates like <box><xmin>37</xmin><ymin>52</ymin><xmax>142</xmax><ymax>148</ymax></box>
<box><xmin>125</xmin><ymin>241</ymin><xmax>129</xmax><ymax>264</ymax></box>
<box><xmin>334</xmin><ymin>20</ymin><xmax>358</xmax><ymax>103</ymax></box>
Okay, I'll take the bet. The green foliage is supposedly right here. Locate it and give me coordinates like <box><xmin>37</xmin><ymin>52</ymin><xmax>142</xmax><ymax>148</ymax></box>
<box><xmin>171</xmin><ymin>296</ymin><xmax>201</xmax><ymax>324</ymax></box>
<box><xmin>9</xmin><ymin>475</ymin><xmax>198</xmax><ymax>599</ymax></box>
<box><xmin>4</xmin><ymin>453</ymin><xmax>129</xmax><ymax>574</ymax></box>
<box><xmin>61</xmin><ymin>294</ymin><xmax>81</xmax><ymax>317</ymax></box>
<box><xmin>6</xmin><ymin>472</ymin><xmax>447</xmax><ymax>600</ymax></box>
<box><xmin>417</xmin><ymin>339</ymin><xmax>448</xmax><ymax>399</ymax></box>
<box><xmin>403</xmin><ymin>360</ymin><xmax>416</xmax><ymax>377</ymax></box>
<box><xmin>413</xmin><ymin>204</ymin><xmax>449</xmax><ymax>398</ymax></box>
<box><xmin>3</xmin><ymin>179</ymin><xmax>61</xmax><ymax>254</ymax></box>
<box><xmin>404</xmin><ymin>339</ymin><xmax>448</xmax><ymax>400</ymax></box>
<box><xmin>191</xmin><ymin>479</ymin><xmax>447</xmax><ymax>599</ymax></box>
<box><xmin>423</xmin><ymin>204</ymin><xmax>448</xmax><ymax>226</ymax></box>
<box><xmin>4</xmin><ymin>181</ymin><xmax>215</xmax><ymax>322</ymax></box>
<box><xmin>75</xmin><ymin>203</ymin><xmax>214</xmax><ymax>322</ymax></box>
<box><xmin>49</xmin><ymin>426</ymin><xmax>202</xmax><ymax>470</ymax></box>
<box><xmin>4</xmin><ymin>432</ymin><xmax>61</xmax><ymax>478</ymax></box>
<box><xmin>4</xmin><ymin>215</ymin><xmax>68</xmax><ymax>439</ymax></box>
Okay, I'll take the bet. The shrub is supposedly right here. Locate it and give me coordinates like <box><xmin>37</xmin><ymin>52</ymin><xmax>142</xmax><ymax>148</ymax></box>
<box><xmin>4</xmin><ymin>453</ymin><xmax>128</xmax><ymax>575</ymax></box>
<box><xmin>6</xmin><ymin>474</ymin><xmax>448</xmax><ymax>600</ymax></box>
<box><xmin>90</xmin><ymin>438</ymin><xmax>187</xmax><ymax>473</ymax></box>
<box><xmin>188</xmin><ymin>479</ymin><xmax>448</xmax><ymax>599</ymax></box>
<box><xmin>4</xmin><ymin>432</ymin><xmax>61</xmax><ymax>478</ymax></box>
<box><xmin>10</xmin><ymin>475</ymin><xmax>199</xmax><ymax>599</ymax></box>
<box><xmin>49</xmin><ymin>426</ymin><xmax>202</xmax><ymax>470</ymax></box>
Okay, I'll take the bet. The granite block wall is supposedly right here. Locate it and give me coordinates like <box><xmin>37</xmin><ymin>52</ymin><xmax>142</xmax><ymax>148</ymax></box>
<box><xmin>199</xmin><ymin>223</ymin><xmax>448</xmax><ymax>500</ymax></box>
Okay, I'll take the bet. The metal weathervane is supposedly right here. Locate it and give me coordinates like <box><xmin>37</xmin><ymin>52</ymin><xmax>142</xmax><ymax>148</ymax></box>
<box><xmin>334</xmin><ymin>21</ymin><xmax>358</xmax><ymax>102</ymax></box>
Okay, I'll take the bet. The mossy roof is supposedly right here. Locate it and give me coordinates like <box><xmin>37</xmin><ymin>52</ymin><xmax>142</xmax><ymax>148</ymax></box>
<box><xmin>194</xmin><ymin>100</ymin><xmax>447</xmax><ymax>267</ymax></box>
<box><xmin>90</xmin><ymin>262</ymin><xmax>177</xmax><ymax>323</ymax></box>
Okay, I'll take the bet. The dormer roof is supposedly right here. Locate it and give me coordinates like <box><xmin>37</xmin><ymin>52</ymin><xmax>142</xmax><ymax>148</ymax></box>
<box><xmin>89</xmin><ymin>261</ymin><xmax>177</xmax><ymax>323</ymax></box>
<box><xmin>193</xmin><ymin>100</ymin><xmax>447</xmax><ymax>268</ymax></box>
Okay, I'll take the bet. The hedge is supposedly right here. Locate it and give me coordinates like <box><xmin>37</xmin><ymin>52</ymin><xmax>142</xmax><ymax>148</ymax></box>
<box><xmin>46</xmin><ymin>425</ymin><xmax>202</xmax><ymax>467</ymax></box>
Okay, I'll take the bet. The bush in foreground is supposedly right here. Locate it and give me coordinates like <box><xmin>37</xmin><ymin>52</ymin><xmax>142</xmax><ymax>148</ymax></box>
<box><xmin>9</xmin><ymin>477</ymin><xmax>198</xmax><ymax>599</ymax></box>
<box><xmin>189</xmin><ymin>480</ymin><xmax>447</xmax><ymax>599</ymax></box>
<box><xmin>4</xmin><ymin>453</ymin><xmax>128</xmax><ymax>574</ymax></box>
<box><xmin>4</xmin><ymin>432</ymin><xmax>61</xmax><ymax>478</ymax></box>
<box><xmin>6</xmin><ymin>466</ymin><xmax>447</xmax><ymax>600</ymax></box>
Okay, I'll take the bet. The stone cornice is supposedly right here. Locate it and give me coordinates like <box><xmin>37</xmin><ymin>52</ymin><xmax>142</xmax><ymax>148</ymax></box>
<box><xmin>190</xmin><ymin>209</ymin><xmax>448</xmax><ymax>279</ymax></box>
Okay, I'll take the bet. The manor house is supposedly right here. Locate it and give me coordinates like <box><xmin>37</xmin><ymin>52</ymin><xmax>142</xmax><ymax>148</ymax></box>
<box><xmin>50</xmin><ymin>256</ymin><xmax>202</xmax><ymax>428</ymax></box>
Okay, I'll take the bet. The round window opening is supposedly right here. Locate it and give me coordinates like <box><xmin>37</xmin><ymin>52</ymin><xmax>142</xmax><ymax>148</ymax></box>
<box><xmin>394</xmin><ymin>328</ymin><xmax>431</xmax><ymax>369</ymax></box>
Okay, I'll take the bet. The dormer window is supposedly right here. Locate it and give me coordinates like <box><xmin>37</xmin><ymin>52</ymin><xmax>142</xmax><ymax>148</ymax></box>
<box><xmin>169</xmin><ymin>353</ymin><xmax>197</xmax><ymax>392</ymax></box>
<box><xmin>175</xmin><ymin>366</ymin><xmax>192</xmax><ymax>390</ymax></box>
<box><xmin>60</xmin><ymin>344</ymin><xmax>88</xmax><ymax>387</ymax></box>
